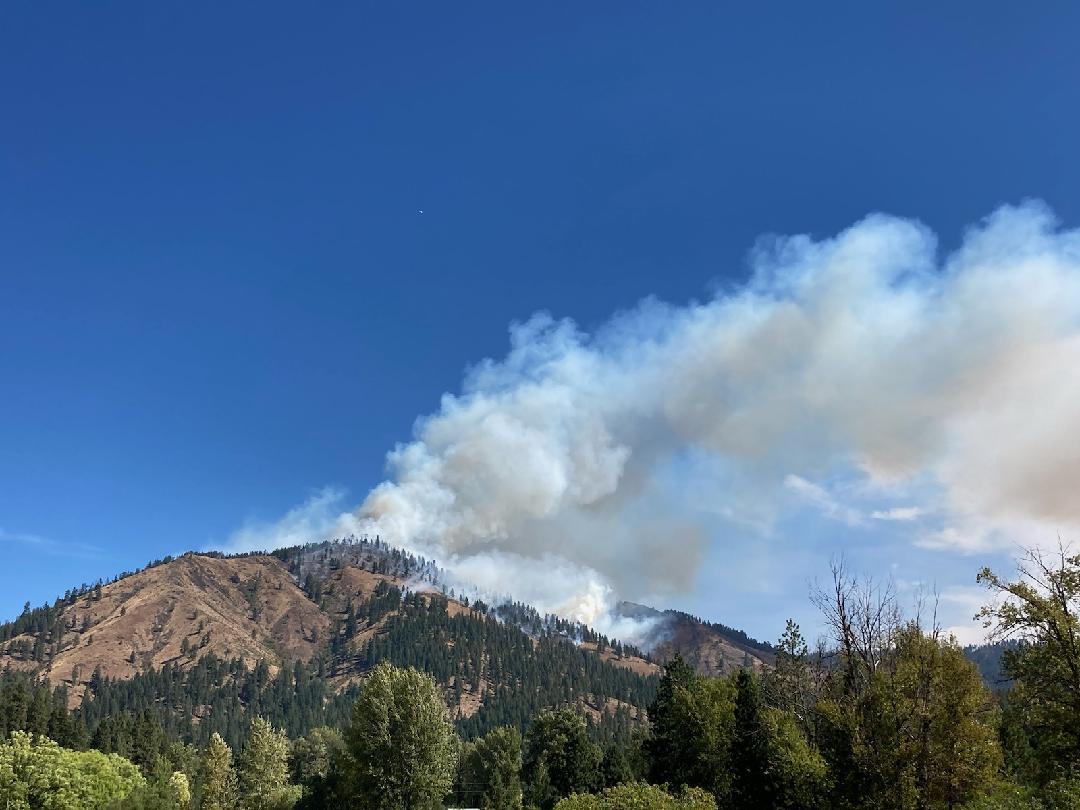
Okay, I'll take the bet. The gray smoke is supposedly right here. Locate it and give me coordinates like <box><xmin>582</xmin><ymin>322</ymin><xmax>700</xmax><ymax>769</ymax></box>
<box><xmin>230</xmin><ymin>202</ymin><xmax>1080</xmax><ymax>644</ymax></box>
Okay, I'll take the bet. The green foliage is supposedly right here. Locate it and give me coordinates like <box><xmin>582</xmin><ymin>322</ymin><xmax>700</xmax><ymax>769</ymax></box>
<box><xmin>78</xmin><ymin>656</ymin><xmax>361</xmax><ymax>753</ymax></box>
<box><xmin>522</xmin><ymin>710</ymin><xmax>603</xmax><ymax>809</ymax></box>
<box><xmin>645</xmin><ymin>657</ymin><xmax>735</xmax><ymax>798</ymax></box>
<box><xmin>201</xmin><ymin>732</ymin><xmax>238</xmax><ymax>810</ymax></box>
<box><xmin>455</xmin><ymin>725</ymin><xmax>523</xmax><ymax>809</ymax></box>
<box><xmin>761</xmin><ymin>707</ymin><xmax>828</xmax><ymax>809</ymax></box>
<box><xmin>345</xmin><ymin>662</ymin><xmax>458</xmax><ymax>809</ymax></box>
<box><xmin>106</xmin><ymin>761</ymin><xmax>191</xmax><ymax>809</ymax></box>
<box><xmin>554</xmin><ymin>781</ymin><xmax>717</xmax><ymax>809</ymax></box>
<box><xmin>978</xmin><ymin>547</ymin><xmax>1080</xmax><ymax>786</ymax></box>
<box><xmin>763</xmin><ymin>620</ymin><xmax>815</xmax><ymax>734</ymax></box>
<box><xmin>730</xmin><ymin>669</ymin><xmax>770</xmax><ymax>808</ymax></box>
<box><xmin>289</xmin><ymin>727</ymin><xmax>347</xmax><ymax>809</ymax></box>
<box><xmin>237</xmin><ymin>718</ymin><xmax>300</xmax><ymax>810</ymax></box>
<box><xmin>352</xmin><ymin>588</ymin><xmax>656</xmax><ymax>741</ymax></box>
<box><xmin>0</xmin><ymin>670</ymin><xmax>83</xmax><ymax>748</ymax></box>
<box><xmin>819</xmin><ymin>636</ymin><xmax>999</xmax><ymax>806</ymax></box>
<box><xmin>0</xmin><ymin>731</ymin><xmax>145</xmax><ymax>809</ymax></box>
<box><xmin>600</xmin><ymin>739</ymin><xmax>644</xmax><ymax>788</ymax></box>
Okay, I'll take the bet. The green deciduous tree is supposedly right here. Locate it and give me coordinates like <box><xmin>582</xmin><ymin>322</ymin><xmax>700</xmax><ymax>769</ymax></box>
<box><xmin>237</xmin><ymin>718</ymin><xmax>300</xmax><ymax>810</ymax></box>
<box><xmin>0</xmin><ymin>731</ymin><xmax>145</xmax><ymax>810</ymax></box>
<box><xmin>108</xmin><ymin>762</ymin><xmax>193</xmax><ymax>809</ymax></box>
<box><xmin>289</xmin><ymin>726</ymin><xmax>347</xmax><ymax>810</ymax></box>
<box><xmin>345</xmin><ymin>661</ymin><xmax>458</xmax><ymax>809</ymax></box>
<box><xmin>200</xmin><ymin>732</ymin><xmax>238</xmax><ymax>810</ymax></box>
<box><xmin>978</xmin><ymin>546</ymin><xmax>1080</xmax><ymax>786</ymax></box>
<box><xmin>814</xmin><ymin>563</ymin><xmax>1002</xmax><ymax>809</ymax></box>
<box><xmin>456</xmin><ymin>725</ymin><xmax>523</xmax><ymax>810</ymax></box>
<box><xmin>523</xmin><ymin>710</ymin><xmax>603</xmax><ymax>810</ymax></box>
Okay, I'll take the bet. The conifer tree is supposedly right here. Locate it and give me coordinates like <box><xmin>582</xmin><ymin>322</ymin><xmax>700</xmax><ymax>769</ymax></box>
<box><xmin>645</xmin><ymin>654</ymin><xmax>697</xmax><ymax>786</ymax></box>
<box><xmin>645</xmin><ymin>656</ymin><xmax>735</xmax><ymax>798</ymax></box>
<box><xmin>730</xmin><ymin>669</ymin><xmax>771</xmax><ymax>810</ymax></box>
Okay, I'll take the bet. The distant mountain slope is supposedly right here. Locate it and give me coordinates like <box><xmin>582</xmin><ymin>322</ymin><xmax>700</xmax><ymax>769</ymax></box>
<box><xmin>963</xmin><ymin>639</ymin><xmax>1019</xmax><ymax>688</ymax></box>
<box><xmin>617</xmin><ymin>602</ymin><xmax>774</xmax><ymax>675</ymax></box>
<box><xmin>0</xmin><ymin>537</ymin><xmax>767</xmax><ymax>745</ymax></box>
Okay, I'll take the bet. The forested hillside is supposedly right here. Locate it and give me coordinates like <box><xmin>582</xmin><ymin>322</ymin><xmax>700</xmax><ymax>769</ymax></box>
<box><xmin>0</xmin><ymin>537</ymin><xmax>660</xmax><ymax>751</ymax></box>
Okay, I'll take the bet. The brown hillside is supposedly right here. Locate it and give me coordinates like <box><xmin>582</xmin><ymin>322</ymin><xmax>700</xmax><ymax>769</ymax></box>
<box><xmin>650</xmin><ymin>615</ymin><xmax>770</xmax><ymax>675</ymax></box>
<box><xmin>1</xmin><ymin>554</ymin><xmax>333</xmax><ymax>703</ymax></box>
<box><xmin>0</xmin><ymin>542</ymin><xmax>759</xmax><ymax>728</ymax></box>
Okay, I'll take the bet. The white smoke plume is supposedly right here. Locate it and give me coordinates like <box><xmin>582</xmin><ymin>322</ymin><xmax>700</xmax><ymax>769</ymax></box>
<box><xmin>230</xmin><ymin>202</ymin><xmax>1080</xmax><ymax>644</ymax></box>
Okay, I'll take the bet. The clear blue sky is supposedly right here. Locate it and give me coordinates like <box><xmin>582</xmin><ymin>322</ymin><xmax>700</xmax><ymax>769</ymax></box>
<box><xmin>2</xmin><ymin>2</ymin><xmax>1078</xmax><ymax>636</ymax></box>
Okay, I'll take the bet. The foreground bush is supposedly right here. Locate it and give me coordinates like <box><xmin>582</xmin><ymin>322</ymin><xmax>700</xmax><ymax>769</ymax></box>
<box><xmin>554</xmin><ymin>781</ymin><xmax>717</xmax><ymax>809</ymax></box>
<box><xmin>0</xmin><ymin>731</ymin><xmax>145</xmax><ymax>810</ymax></box>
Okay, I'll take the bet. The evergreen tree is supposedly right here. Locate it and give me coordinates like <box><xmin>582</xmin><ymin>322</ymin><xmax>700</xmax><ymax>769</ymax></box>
<box><xmin>645</xmin><ymin>655</ymin><xmax>697</xmax><ymax>786</ymax></box>
<box><xmin>645</xmin><ymin>659</ymin><xmax>735</xmax><ymax>799</ymax></box>
<box><xmin>764</xmin><ymin>620</ymin><xmax>813</xmax><ymax>732</ymax></box>
<box><xmin>730</xmin><ymin>670</ymin><xmax>770</xmax><ymax>809</ymax></box>
<box><xmin>599</xmin><ymin>743</ymin><xmax>638</xmax><ymax>788</ymax></box>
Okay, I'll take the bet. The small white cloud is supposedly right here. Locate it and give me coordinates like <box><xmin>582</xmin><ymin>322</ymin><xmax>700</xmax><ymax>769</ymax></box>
<box><xmin>915</xmin><ymin>526</ymin><xmax>994</xmax><ymax>554</ymax></box>
<box><xmin>943</xmin><ymin>623</ymin><xmax>988</xmax><ymax>647</ymax></box>
<box><xmin>0</xmin><ymin>526</ymin><xmax>102</xmax><ymax>558</ymax></box>
<box><xmin>783</xmin><ymin>475</ymin><xmax>864</xmax><ymax>527</ymax></box>
<box><xmin>0</xmin><ymin>527</ymin><xmax>48</xmax><ymax>546</ymax></box>
<box><xmin>871</xmin><ymin>506</ymin><xmax>926</xmax><ymax>522</ymax></box>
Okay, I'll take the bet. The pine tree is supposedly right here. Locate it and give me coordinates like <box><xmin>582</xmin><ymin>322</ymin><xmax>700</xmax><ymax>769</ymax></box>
<box><xmin>731</xmin><ymin>669</ymin><xmax>771</xmax><ymax>809</ymax></box>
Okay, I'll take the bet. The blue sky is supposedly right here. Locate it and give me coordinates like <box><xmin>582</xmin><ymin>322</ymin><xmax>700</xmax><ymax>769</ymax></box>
<box><xmin>3</xmin><ymin>2</ymin><xmax>1079</xmax><ymax>643</ymax></box>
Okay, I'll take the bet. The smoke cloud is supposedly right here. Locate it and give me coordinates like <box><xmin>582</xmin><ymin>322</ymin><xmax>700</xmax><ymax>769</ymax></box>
<box><xmin>228</xmin><ymin>202</ymin><xmax>1080</xmax><ymax>644</ymax></box>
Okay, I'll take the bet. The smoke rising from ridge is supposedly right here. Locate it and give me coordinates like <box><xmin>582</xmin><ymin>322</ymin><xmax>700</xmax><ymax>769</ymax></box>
<box><xmin>228</xmin><ymin>202</ymin><xmax>1080</xmax><ymax>643</ymax></box>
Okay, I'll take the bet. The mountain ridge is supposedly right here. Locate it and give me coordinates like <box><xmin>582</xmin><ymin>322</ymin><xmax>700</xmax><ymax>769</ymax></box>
<box><xmin>0</xmin><ymin>538</ymin><xmax>769</xmax><ymax>745</ymax></box>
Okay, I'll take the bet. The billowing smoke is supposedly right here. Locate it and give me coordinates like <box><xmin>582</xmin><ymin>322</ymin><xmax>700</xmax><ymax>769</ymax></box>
<box><xmin>229</xmin><ymin>202</ymin><xmax>1080</xmax><ymax>645</ymax></box>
